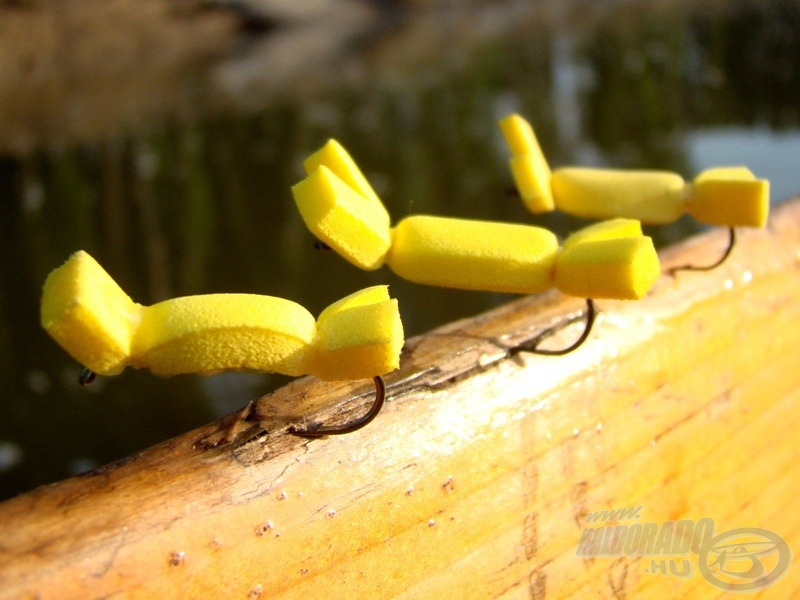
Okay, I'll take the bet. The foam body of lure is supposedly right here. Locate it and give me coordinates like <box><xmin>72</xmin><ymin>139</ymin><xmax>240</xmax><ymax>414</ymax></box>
<box><xmin>302</xmin><ymin>139</ymin><xmax>388</xmax><ymax>223</ymax></box>
<box><xmin>688</xmin><ymin>166</ymin><xmax>769</xmax><ymax>227</ymax></box>
<box><xmin>551</xmin><ymin>168</ymin><xmax>686</xmax><ymax>224</ymax></box>
<box><xmin>388</xmin><ymin>215</ymin><xmax>559</xmax><ymax>294</ymax></box>
<box><xmin>498</xmin><ymin>114</ymin><xmax>554</xmax><ymax>212</ymax></box>
<box><xmin>132</xmin><ymin>294</ymin><xmax>316</xmax><ymax>377</ymax></box>
<box><xmin>499</xmin><ymin>113</ymin><xmax>770</xmax><ymax>228</ymax></box>
<box><xmin>41</xmin><ymin>251</ymin><xmax>403</xmax><ymax>381</ymax></box>
<box><xmin>312</xmin><ymin>287</ymin><xmax>404</xmax><ymax>380</ymax></box>
<box><xmin>555</xmin><ymin>220</ymin><xmax>661</xmax><ymax>300</ymax></box>
<box><xmin>293</xmin><ymin>165</ymin><xmax>391</xmax><ymax>270</ymax></box>
<box><xmin>292</xmin><ymin>141</ymin><xmax>661</xmax><ymax>300</ymax></box>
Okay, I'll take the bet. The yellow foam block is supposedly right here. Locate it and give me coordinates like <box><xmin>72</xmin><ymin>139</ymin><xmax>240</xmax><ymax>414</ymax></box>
<box><xmin>499</xmin><ymin>114</ymin><xmax>554</xmax><ymax>213</ymax></box>
<box><xmin>509</xmin><ymin>154</ymin><xmax>555</xmax><ymax>213</ymax></box>
<box><xmin>688</xmin><ymin>167</ymin><xmax>769</xmax><ymax>227</ymax></box>
<box><xmin>311</xmin><ymin>290</ymin><xmax>404</xmax><ymax>380</ymax></box>
<box><xmin>316</xmin><ymin>284</ymin><xmax>393</xmax><ymax>322</ymax></box>
<box><xmin>552</xmin><ymin>168</ymin><xmax>686</xmax><ymax>224</ymax></box>
<box><xmin>554</xmin><ymin>236</ymin><xmax>660</xmax><ymax>300</ymax></box>
<box><xmin>303</xmin><ymin>139</ymin><xmax>388</xmax><ymax>226</ymax></box>
<box><xmin>133</xmin><ymin>295</ymin><xmax>316</xmax><ymax>376</ymax></box>
<box><xmin>387</xmin><ymin>215</ymin><xmax>559</xmax><ymax>294</ymax></box>
<box><xmin>499</xmin><ymin>113</ymin><xmax>541</xmax><ymax>156</ymax></box>
<box><xmin>40</xmin><ymin>251</ymin><xmax>141</xmax><ymax>376</ymax></box>
<box><xmin>694</xmin><ymin>166</ymin><xmax>756</xmax><ymax>182</ymax></box>
<box><xmin>292</xmin><ymin>166</ymin><xmax>391</xmax><ymax>270</ymax></box>
<box><xmin>562</xmin><ymin>218</ymin><xmax>644</xmax><ymax>249</ymax></box>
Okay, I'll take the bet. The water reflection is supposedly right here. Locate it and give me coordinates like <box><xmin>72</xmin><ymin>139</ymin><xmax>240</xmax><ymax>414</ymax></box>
<box><xmin>1</xmin><ymin>0</ymin><xmax>798</xmax><ymax>501</ymax></box>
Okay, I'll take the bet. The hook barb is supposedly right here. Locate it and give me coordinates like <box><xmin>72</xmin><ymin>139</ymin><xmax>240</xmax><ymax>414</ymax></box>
<box><xmin>289</xmin><ymin>375</ymin><xmax>386</xmax><ymax>438</ymax></box>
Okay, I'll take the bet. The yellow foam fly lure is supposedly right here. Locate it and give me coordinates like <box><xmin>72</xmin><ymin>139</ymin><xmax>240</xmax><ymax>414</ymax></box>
<box><xmin>41</xmin><ymin>251</ymin><xmax>404</xmax><ymax>437</ymax></box>
<box><xmin>499</xmin><ymin>113</ymin><xmax>770</xmax><ymax>271</ymax></box>
<box><xmin>292</xmin><ymin>139</ymin><xmax>663</xmax><ymax>354</ymax></box>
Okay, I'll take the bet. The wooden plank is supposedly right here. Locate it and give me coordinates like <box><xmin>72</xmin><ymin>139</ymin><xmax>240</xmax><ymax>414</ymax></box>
<box><xmin>1</xmin><ymin>199</ymin><xmax>799</xmax><ymax>599</ymax></box>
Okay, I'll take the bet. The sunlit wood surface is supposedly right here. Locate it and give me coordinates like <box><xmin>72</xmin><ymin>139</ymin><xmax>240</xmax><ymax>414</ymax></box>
<box><xmin>1</xmin><ymin>199</ymin><xmax>799</xmax><ymax>599</ymax></box>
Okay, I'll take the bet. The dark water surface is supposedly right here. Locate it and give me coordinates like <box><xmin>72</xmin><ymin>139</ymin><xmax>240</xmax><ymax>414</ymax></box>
<box><xmin>1</xmin><ymin>0</ymin><xmax>799</xmax><ymax>500</ymax></box>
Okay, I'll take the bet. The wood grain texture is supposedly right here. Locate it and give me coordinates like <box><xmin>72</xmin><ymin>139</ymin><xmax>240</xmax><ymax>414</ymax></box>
<box><xmin>1</xmin><ymin>199</ymin><xmax>799</xmax><ymax>599</ymax></box>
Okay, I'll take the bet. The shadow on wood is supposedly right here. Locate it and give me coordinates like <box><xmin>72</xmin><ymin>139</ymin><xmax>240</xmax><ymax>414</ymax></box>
<box><xmin>1</xmin><ymin>199</ymin><xmax>799</xmax><ymax>599</ymax></box>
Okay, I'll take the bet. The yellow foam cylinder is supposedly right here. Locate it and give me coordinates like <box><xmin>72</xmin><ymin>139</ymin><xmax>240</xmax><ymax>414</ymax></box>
<box><xmin>292</xmin><ymin>166</ymin><xmax>391</xmax><ymax>270</ymax></box>
<box><xmin>41</xmin><ymin>252</ymin><xmax>404</xmax><ymax>382</ymax></box>
<box><xmin>499</xmin><ymin>114</ymin><xmax>555</xmax><ymax>213</ymax></box>
<box><xmin>551</xmin><ymin>168</ymin><xmax>686</xmax><ymax>223</ymax></box>
<box><xmin>386</xmin><ymin>215</ymin><xmax>559</xmax><ymax>294</ymax></box>
<box><xmin>133</xmin><ymin>294</ymin><xmax>316</xmax><ymax>377</ymax></box>
<box><xmin>688</xmin><ymin>167</ymin><xmax>770</xmax><ymax>227</ymax></box>
<box><xmin>554</xmin><ymin>219</ymin><xmax>661</xmax><ymax>300</ymax></box>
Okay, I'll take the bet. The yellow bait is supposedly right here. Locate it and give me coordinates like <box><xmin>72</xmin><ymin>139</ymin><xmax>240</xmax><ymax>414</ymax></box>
<box><xmin>500</xmin><ymin>113</ymin><xmax>770</xmax><ymax>228</ymax></box>
<box><xmin>41</xmin><ymin>251</ymin><xmax>404</xmax><ymax>382</ymax></box>
<box><xmin>292</xmin><ymin>140</ymin><xmax>661</xmax><ymax>301</ymax></box>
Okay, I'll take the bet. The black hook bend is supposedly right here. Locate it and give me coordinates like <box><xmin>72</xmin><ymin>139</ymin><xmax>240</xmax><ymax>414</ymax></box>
<box><xmin>509</xmin><ymin>298</ymin><xmax>596</xmax><ymax>357</ymax></box>
<box><xmin>669</xmin><ymin>227</ymin><xmax>736</xmax><ymax>274</ymax></box>
<box><xmin>289</xmin><ymin>375</ymin><xmax>386</xmax><ymax>438</ymax></box>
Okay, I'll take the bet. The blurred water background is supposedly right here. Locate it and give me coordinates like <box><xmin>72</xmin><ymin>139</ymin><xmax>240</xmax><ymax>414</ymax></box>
<box><xmin>1</xmin><ymin>0</ymin><xmax>799</xmax><ymax>500</ymax></box>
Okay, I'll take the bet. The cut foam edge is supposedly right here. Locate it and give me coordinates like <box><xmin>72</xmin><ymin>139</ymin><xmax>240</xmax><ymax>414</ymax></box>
<box><xmin>693</xmin><ymin>166</ymin><xmax>755</xmax><ymax>183</ymax></box>
<box><xmin>688</xmin><ymin>167</ymin><xmax>770</xmax><ymax>227</ymax></box>
<box><xmin>562</xmin><ymin>218</ymin><xmax>644</xmax><ymax>249</ymax></box>
<box><xmin>292</xmin><ymin>166</ymin><xmax>391</xmax><ymax>270</ymax></box>
<box><xmin>317</xmin><ymin>285</ymin><xmax>391</xmax><ymax>323</ymax></box>
<box><xmin>554</xmin><ymin>236</ymin><xmax>660</xmax><ymax>300</ymax></box>
<box><xmin>302</xmin><ymin>139</ymin><xmax>390</xmax><ymax>227</ymax></box>
<box><xmin>310</xmin><ymin>297</ymin><xmax>404</xmax><ymax>380</ymax></box>
<box><xmin>40</xmin><ymin>251</ymin><xmax>141</xmax><ymax>375</ymax></box>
